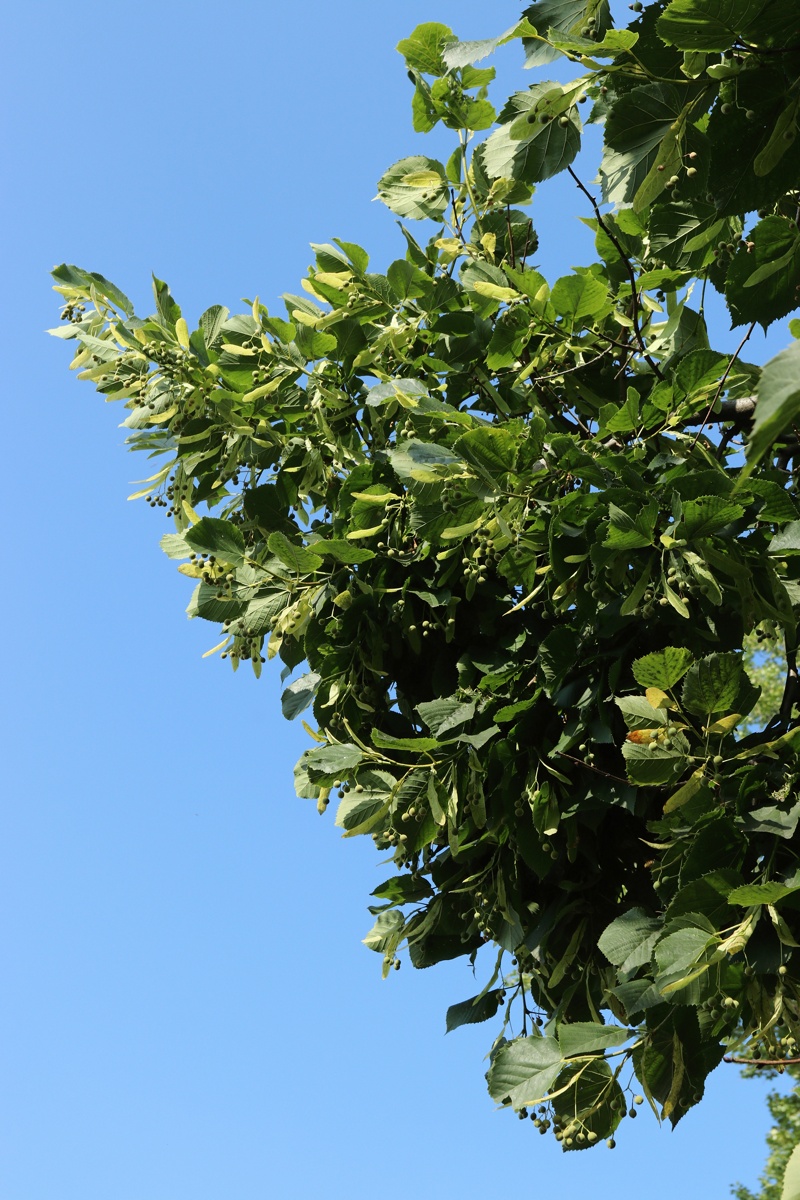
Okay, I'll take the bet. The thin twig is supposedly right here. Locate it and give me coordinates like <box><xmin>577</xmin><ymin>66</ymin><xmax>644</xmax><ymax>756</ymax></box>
<box><xmin>556</xmin><ymin>751</ymin><xmax>630</xmax><ymax>786</ymax></box>
<box><xmin>687</xmin><ymin>321</ymin><xmax>757</xmax><ymax>452</ymax></box>
<box><xmin>566</xmin><ymin>166</ymin><xmax>663</xmax><ymax>380</ymax></box>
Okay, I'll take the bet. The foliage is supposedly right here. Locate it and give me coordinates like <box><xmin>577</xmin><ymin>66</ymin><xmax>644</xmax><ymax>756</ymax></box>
<box><xmin>51</xmin><ymin>0</ymin><xmax>800</xmax><ymax>1161</ymax></box>
<box><xmin>733</xmin><ymin>1067</ymin><xmax>800</xmax><ymax>1200</ymax></box>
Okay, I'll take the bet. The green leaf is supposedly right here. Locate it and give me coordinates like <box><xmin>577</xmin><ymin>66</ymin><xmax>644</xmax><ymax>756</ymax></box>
<box><xmin>728</xmin><ymin>881</ymin><xmax>800</xmax><ymax>906</ymax></box>
<box><xmin>744</xmin><ymin>801</ymin><xmax>800</xmax><ymax>839</ymax></box>
<box><xmin>550</xmin><ymin>1058</ymin><xmax>625</xmax><ymax>1148</ymax></box>
<box><xmin>487</xmin><ymin>1036</ymin><xmax>564</xmax><ymax>1109</ymax></box>
<box><xmin>748</xmin><ymin>480</ymin><xmax>799</xmax><ymax>523</ymax></box>
<box><xmin>548</xmin><ymin>27</ymin><xmax>639</xmax><ymax>59</ymax></box>
<box><xmin>184</xmin><ymin>518</ymin><xmax>246</xmax><ymax>565</ymax></box>
<box><xmin>649</xmin><ymin>201</ymin><xmax>728</xmax><ymax>271</ymax></box>
<box><xmin>755</xmin><ymin>95</ymin><xmax>800</xmax><ymax>177</ymax></box>
<box><xmin>726</xmin><ymin>216</ymin><xmax>800</xmax><ymax>329</ymax></box>
<box><xmin>371</xmin><ymin>729</ymin><xmax>441</xmax><ymax>752</ymax></box>
<box><xmin>442</xmin><ymin>22</ymin><xmax>526</xmax><ymax>69</ymax></box>
<box><xmin>622</xmin><ymin>739</ymin><xmax>687</xmax><ymax>786</ymax></box>
<box><xmin>160</xmin><ymin>532</ymin><xmax>192</xmax><ymax>560</ymax></box>
<box><xmin>267</xmin><ymin>531</ymin><xmax>323</xmax><ymax>574</ymax></box>
<box><xmin>336</xmin><ymin>791</ymin><xmax>390</xmax><ymax>836</ymax></box>
<box><xmin>396</xmin><ymin>22</ymin><xmax>455</xmax><ymax>75</ymax></box>
<box><xmin>747</xmin><ymin>340</ymin><xmax>800</xmax><ymax>470</ymax></box>
<box><xmin>388</xmin><ymin>439</ymin><xmax>462</xmax><ymax>483</ymax></box>
<box><xmin>769</xmin><ymin>521</ymin><xmax>800</xmax><ymax>554</ymax></box>
<box><xmin>678</xmin><ymin>495</ymin><xmax>744</xmax><ymax>539</ymax></box>
<box><xmin>281</xmin><ymin>671</ymin><xmax>321</xmax><ymax>720</ymax></box>
<box><xmin>480</xmin><ymin>87</ymin><xmax>581</xmax><ymax>185</ymax></box>
<box><xmin>454</xmin><ymin>427</ymin><xmax>518</xmax><ymax>480</ymax></box>
<box><xmin>371</xmin><ymin>874</ymin><xmax>433</xmax><ymax>904</ymax></box>
<box><xmin>657</xmin><ymin>0</ymin><xmax>767</xmax><ymax>50</ymax></box>
<box><xmin>557</xmin><ymin>1023</ymin><xmax>632</xmax><ymax>1058</ymax></box>
<box><xmin>152</xmin><ymin>274</ymin><xmax>181</xmax><ymax>325</ymax></box>
<box><xmin>521</xmin><ymin>0</ymin><xmax>613</xmax><ymax>67</ymax></box>
<box><xmin>663</xmin><ymin>774</ymin><xmax>708</xmax><ymax>814</ymax></box>
<box><xmin>598</xmin><ymin>908</ymin><xmax>663</xmax><ymax>974</ymax></box>
<box><xmin>51</xmin><ymin>263</ymin><xmax>133</xmax><ymax>316</ymax></box>
<box><xmin>706</xmin><ymin>66</ymin><xmax>800</xmax><ymax>217</ymax></box>
<box><xmin>681</xmin><ymin>652</ymin><xmax>745</xmax><ymax>717</ymax></box>
<box><xmin>654</xmin><ymin>925</ymin><xmax>713</xmax><ymax>976</ymax></box>
<box><xmin>445</xmin><ymin>991</ymin><xmax>502</xmax><ymax>1033</ymax></box>
<box><xmin>600</xmin><ymin>84</ymin><xmax>682</xmax><ymax>207</ymax></box>
<box><xmin>376</xmin><ymin>156</ymin><xmax>449</xmax><ymax>220</ymax></box>
<box><xmin>300</xmin><ymin>742</ymin><xmax>364</xmax><ymax>781</ymax></box>
<box><xmin>199</xmin><ymin>304</ymin><xmax>229</xmax><ymax>348</ymax></box>
<box><xmin>363</xmin><ymin>909</ymin><xmax>404</xmax><ymax>953</ymax></box>
<box><xmin>632</xmin><ymin>647</ymin><xmax>694</xmax><ymax>690</ymax></box>
<box><xmin>616</xmin><ymin>696</ymin><xmax>668</xmax><ymax>731</ymax></box>
<box><xmin>417</xmin><ymin>698</ymin><xmax>476</xmax><ymax>737</ymax></box>
<box><xmin>386</xmin><ymin>259</ymin><xmax>430</xmax><ymax>300</ymax></box>
<box><xmin>241</xmin><ymin>594</ymin><xmax>288</xmax><ymax>636</ymax></box>
<box><xmin>603</xmin><ymin>501</ymin><xmax>658</xmax><ymax>549</ymax></box>
<box><xmin>551</xmin><ymin>273</ymin><xmax>610</xmax><ymax>325</ymax></box>
<box><xmin>311</xmin><ymin>539</ymin><xmax>375</xmax><ymax>565</ymax></box>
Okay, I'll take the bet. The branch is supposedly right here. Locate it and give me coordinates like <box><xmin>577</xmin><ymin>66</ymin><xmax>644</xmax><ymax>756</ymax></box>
<box><xmin>555</xmin><ymin>751</ymin><xmax>630</xmax><ymax>786</ymax></box>
<box><xmin>682</xmin><ymin>396</ymin><xmax>757</xmax><ymax>425</ymax></box>
<box><xmin>566</xmin><ymin>166</ymin><xmax>663</xmax><ymax>380</ymax></box>
<box><xmin>724</xmin><ymin>1054</ymin><xmax>800</xmax><ymax>1066</ymax></box>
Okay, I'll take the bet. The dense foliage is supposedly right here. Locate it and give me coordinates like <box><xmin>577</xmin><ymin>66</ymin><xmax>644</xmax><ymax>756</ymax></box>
<box><xmin>52</xmin><ymin>0</ymin><xmax>800</xmax><ymax>1164</ymax></box>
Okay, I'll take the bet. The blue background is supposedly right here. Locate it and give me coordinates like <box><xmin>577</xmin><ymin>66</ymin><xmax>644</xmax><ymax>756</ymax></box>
<box><xmin>2</xmin><ymin>2</ymin><xmax>790</xmax><ymax>1197</ymax></box>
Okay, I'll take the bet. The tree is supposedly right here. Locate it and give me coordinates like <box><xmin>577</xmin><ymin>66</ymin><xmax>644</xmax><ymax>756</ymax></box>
<box><xmin>733</xmin><ymin>1066</ymin><xmax>800</xmax><ymax>1199</ymax></box>
<box><xmin>51</xmin><ymin>0</ymin><xmax>800</xmax><ymax>1169</ymax></box>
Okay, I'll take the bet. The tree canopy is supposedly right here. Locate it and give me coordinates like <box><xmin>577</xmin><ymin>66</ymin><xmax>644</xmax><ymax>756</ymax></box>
<box><xmin>51</xmin><ymin>0</ymin><xmax>800</xmax><ymax>1168</ymax></box>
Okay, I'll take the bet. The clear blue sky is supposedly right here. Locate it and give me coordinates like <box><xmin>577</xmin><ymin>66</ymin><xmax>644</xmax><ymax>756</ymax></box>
<box><xmin>2</xmin><ymin>3</ymin><xmax>790</xmax><ymax>1198</ymax></box>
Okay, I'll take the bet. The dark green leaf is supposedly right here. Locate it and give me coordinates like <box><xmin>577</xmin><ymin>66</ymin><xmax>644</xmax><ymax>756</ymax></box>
<box><xmin>632</xmin><ymin>647</ymin><xmax>694</xmax><ymax>690</ymax></box>
<box><xmin>657</xmin><ymin>0</ymin><xmax>766</xmax><ymax>50</ymax></box>
<box><xmin>681</xmin><ymin>652</ymin><xmax>746</xmax><ymax>717</ymax></box>
<box><xmin>446</xmin><ymin>991</ymin><xmax>502</xmax><ymax>1033</ymax></box>
<box><xmin>726</xmin><ymin>216</ymin><xmax>800</xmax><ymax>329</ymax></box>
<box><xmin>281</xmin><ymin>672</ymin><xmax>321</xmax><ymax>720</ymax></box>
<box><xmin>748</xmin><ymin>340</ymin><xmax>800</xmax><ymax>470</ymax></box>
